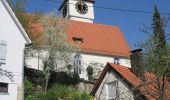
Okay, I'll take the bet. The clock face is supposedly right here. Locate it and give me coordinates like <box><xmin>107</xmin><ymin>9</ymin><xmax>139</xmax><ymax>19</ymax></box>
<box><xmin>75</xmin><ymin>1</ymin><xmax>88</xmax><ymax>14</ymax></box>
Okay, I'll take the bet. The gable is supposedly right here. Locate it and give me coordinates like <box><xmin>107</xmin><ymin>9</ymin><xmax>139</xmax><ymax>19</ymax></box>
<box><xmin>0</xmin><ymin>0</ymin><xmax>31</xmax><ymax>44</ymax></box>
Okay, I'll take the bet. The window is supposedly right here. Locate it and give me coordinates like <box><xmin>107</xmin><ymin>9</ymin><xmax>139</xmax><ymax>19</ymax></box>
<box><xmin>73</xmin><ymin>54</ymin><xmax>82</xmax><ymax>74</ymax></box>
<box><xmin>0</xmin><ymin>40</ymin><xmax>7</xmax><ymax>64</ymax></box>
<box><xmin>114</xmin><ymin>57</ymin><xmax>120</xmax><ymax>65</ymax></box>
<box><xmin>0</xmin><ymin>82</ymin><xmax>8</xmax><ymax>93</ymax></box>
<box><xmin>107</xmin><ymin>81</ymin><xmax>118</xmax><ymax>100</ymax></box>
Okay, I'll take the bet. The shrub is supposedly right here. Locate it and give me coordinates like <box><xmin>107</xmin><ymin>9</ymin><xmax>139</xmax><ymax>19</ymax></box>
<box><xmin>86</xmin><ymin>66</ymin><xmax>94</xmax><ymax>81</ymax></box>
<box><xmin>25</xmin><ymin>67</ymin><xmax>80</xmax><ymax>89</ymax></box>
<box><xmin>42</xmin><ymin>84</ymin><xmax>92</xmax><ymax>100</ymax></box>
<box><xmin>49</xmin><ymin>71</ymin><xmax>80</xmax><ymax>88</ymax></box>
<box><xmin>24</xmin><ymin>79</ymin><xmax>35</xmax><ymax>100</ymax></box>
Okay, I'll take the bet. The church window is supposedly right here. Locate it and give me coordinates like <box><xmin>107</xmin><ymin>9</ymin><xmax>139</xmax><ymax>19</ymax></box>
<box><xmin>0</xmin><ymin>40</ymin><xmax>7</xmax><ymax>64</ymax></box>
<box><xmin>74</xmin><ymin>54</ymin><xmax>82</xmax><ymax>74</ymax></box>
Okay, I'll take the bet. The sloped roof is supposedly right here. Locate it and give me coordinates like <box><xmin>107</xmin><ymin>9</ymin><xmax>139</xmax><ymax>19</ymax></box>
<box><xmin>1</xmin><ymin>0</ymin><xmax>31</xmax><ymax>44</ymax></box>
<box><xmin>67</xmin><ymin>20</ymin><xmax>130</xmax><ymax>57</ymax></box>
<box><xmin>29</xmin><ymin>19</ymin><xmax>130</xmax><ymax>57</ymax></box>
<box><xmin>91</xmin><ymin>63</ymin><xmax>170</xmax><ymax>100</ymax></box>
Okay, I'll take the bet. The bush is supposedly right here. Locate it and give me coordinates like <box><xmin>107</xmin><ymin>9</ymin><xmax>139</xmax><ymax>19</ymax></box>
<box><xmin>35</xmin><ymin>84</ymin><xmax>93</xmax><ymax>100</ymax></box>
<box><xmin>49</xmin><ymin>71</ymin><xmax>80</xmax><ymax>88</ymax></box>
<box><xmin>25</xmin><ymin>67</ymin><xmax>80</xmax><ymax>89</ymax></box>
<box><xmin>86</xmin><ymin>66</ymin><xmax>94</xmax><ymax>81</ymax></box>
<box><xmin>24</xmin><ymin>67</ymin><xmax>44</xmax><ymax>87</ymax></box>
<box><xmin>24</xmin><ymin>79</ymin><xmax>35</xmax><ymax>100</ymax></box>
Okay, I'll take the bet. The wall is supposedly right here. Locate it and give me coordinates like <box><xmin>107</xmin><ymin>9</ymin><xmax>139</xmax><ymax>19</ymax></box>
<box><xmin>76</xmin><ymin>81</ymin><xmax>94</xmax><ymax>94</ymax></box>
<box><xmin>0</xmin><ymin>1</ymin><xmax>26</xmax><ymax>100</ymax></box>
<box><xmin>26</xmin><ymin>52</ymin><xmax>131</xmax><ymax>80</ymax></box>
<box><xmin>94</xmin><ymin>70</ymin><xmax>134</xmax><ymax>100</ymax></box>
<box><xmin>79</xmin><ymin>53</ymin><xmax>131</xmax><ymax>80</ymax></box>
<box><xmin>68</xmin><ymin>0</ymin><xmax>94</xmax><ymax>23</ymax></box>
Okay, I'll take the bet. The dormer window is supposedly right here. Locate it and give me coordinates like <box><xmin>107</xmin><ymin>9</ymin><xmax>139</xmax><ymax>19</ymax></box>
<box><xmin>72</xmin><ymin>37</ymin><xmax>83</xmax><ymax>44</ymax></box>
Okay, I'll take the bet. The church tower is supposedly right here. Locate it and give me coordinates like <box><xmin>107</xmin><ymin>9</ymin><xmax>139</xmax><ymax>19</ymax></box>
<box><xmin>59</xmin><ymin>0</ymin><xmax>95</xmax><ymax>23</ymax></box>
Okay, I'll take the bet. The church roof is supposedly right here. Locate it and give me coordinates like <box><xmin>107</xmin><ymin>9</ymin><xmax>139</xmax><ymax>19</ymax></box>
<box><xmin>29</xmin><ymin>19</ymin><xmax>130</xmax><ymax>57</ymax></box>
<box><xmin>67</xmin><ymin>20</ymin><xmax>130</xmax><ymax>57</ymax></box>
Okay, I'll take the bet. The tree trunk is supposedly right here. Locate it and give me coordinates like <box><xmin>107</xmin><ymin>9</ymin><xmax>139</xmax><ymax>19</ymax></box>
<box><xmin>45</xmin><ymin>71</ymin><xmax>50</xmax><ymax>92</ymax></box>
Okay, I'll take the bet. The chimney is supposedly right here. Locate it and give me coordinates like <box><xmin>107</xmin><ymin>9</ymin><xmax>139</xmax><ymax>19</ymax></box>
<box><xmin>130</xmin><ymin>49</ymin><xmax>144</xmax><ymax>77</ymax></box>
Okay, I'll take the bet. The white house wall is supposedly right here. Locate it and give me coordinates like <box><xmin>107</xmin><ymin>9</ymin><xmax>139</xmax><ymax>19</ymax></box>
<box><xmin>0</xmin><ymin>1</ymin><xmax>27</xmax><ymax>100</ymax></box>
<box><xmin>94</xmin><ymin>70</ymin><xmax>134</xmax><ymax>100</ymax></box>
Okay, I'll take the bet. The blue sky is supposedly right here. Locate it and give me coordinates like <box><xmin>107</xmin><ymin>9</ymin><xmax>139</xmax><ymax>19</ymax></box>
<box><xmin>25</xmin><ymin>0</ymin><xmax>170</xmax><ymax>50</ymax></box>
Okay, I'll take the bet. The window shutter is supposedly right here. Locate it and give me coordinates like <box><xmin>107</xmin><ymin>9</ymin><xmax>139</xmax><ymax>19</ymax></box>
<box><xmin>0</xmin><ymin>40</ymin><xmax>7</xmax><ymax>64</ymax></box>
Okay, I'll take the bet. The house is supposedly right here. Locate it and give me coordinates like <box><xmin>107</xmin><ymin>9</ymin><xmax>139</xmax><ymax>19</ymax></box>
<box><xmin>90</xmin><ymin>63</ymin><xmax>170</xmax><ymax>100</ymax></box>
<box><xmin>26</xmin><ymin>0</ymin><xmax>131</xmax><ymax>80</ymax></box>
<box><xmin>0</xmin><ymin>0</ymin><xmax>31</xmax><ymax>100</ymax></box>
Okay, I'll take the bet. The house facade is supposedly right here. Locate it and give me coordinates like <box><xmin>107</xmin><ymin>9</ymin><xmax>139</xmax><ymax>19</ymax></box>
<box><xmin>0</xmin><ymin>0</ymin><xmax>31</xmax><ymax>100</ymax></box>
<box><xmin>91</xmin><ymin>63</ymin><xmax>147</xmax><ymax>100</ymax></box>
<box><xmin>26</xmin><ymin>0</ymin><xmax>131</xmax><ymax>80</ymax></box>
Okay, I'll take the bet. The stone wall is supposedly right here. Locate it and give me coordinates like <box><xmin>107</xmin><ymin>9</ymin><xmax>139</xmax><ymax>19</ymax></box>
<box><xmin>76</xmin><ymin>81</ymin><xmax>95</xmax><ymax>94</ymax></box>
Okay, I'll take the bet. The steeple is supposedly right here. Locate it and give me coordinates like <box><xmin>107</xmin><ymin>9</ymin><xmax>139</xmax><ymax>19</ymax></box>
<box><xmin>59</xmin><ymin>0</ymin><xmax>95</xmax><ymax>23</ymax></box>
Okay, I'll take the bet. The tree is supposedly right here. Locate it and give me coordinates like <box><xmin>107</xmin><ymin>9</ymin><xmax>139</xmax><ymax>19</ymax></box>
<box><xmin>39</xmin><ymin>11</ymin><xmax>75</xmax><ymax>91</ymax></box>
<box><xmin>138</xmin><ymin>5</ymin><xmax>170</xmax><ymax>100</ymax></box>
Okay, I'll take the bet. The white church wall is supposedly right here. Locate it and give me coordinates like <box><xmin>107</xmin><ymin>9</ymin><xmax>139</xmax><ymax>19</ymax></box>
<box><xmin>0</xmin><ymin>1</ymin><xmax>27</xmax><ymax>100</ymax></box>
<box><xmin>26</xmin><ymin>51</ymin><xmax>131</xmax><ymax>80</ymax></box>
<box><xmin>79</xmin><ymin>53</ymin><xmax>131</xmax><ymax>80</ymax></box>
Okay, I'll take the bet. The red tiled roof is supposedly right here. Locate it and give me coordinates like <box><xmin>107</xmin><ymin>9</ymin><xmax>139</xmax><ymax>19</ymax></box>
<box><xmin>28</xmin><ymin>19</ymin><xmax>130</xmax><ymax>57</ymax></box>
<box><xmin>91</xmin><ymin>63</ymin><xmax>170</xmax><ymax>100</ymax></box>
<box><xmin>67</xmin><ymin>20</ymin><xmax>130</xmax><ymax>57</ymax></box>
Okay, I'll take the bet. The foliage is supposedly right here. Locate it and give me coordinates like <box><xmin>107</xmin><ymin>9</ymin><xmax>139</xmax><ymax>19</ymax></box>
<box><xmin>8</xmin><ymin>0</ymin><xmax>42</xmax><ymax>46</ymax></box>
<box><xmin>86</xmin><ymin>66</ymin><xmax>93</xmax><ymax>81</ymax></box>
<box><xmin>49</xmin><ymin>71</ymin><xmax>80</xmax><ymax>88</ymax></box>
<box><xmin>39</xmin><ymin>11</ymin><xmax>75</xmax><ymax>91</ymax></box>
<box><xmin>139</xmin><ymin>6</ymin><xmax>170</xmax><ymax>100</ymax></box>
<box><xmin>34</xmin><ymin>84</ymin><xmax>93</xmax><ymax>100</ymax></box>
<box><xmin>24</xmin><ymin>67</ymin><xmax>45</xmax><ymax>86</ymax></box>
<box><xmin>24</xmin><ymin>79</ymin><xmax>36</xmax><ymax>100</ymax></box>
<box><xmin>25</xmin><ymin>67</ymin><xmax>80</xmax><ymax>89</ymax></box>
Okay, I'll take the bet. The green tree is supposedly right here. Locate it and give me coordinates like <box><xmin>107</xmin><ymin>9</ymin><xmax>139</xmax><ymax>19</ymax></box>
<box><xmin>139</xmin><ymin>6</ymin><xmax>170</xmax><ymax>100</ymax></box>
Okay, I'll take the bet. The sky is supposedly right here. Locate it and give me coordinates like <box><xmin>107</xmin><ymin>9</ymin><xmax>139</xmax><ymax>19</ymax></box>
<box><xmin>24</xmin><ymin>0</ymin><xmax>170</xmax><ymax>50</ymax></box>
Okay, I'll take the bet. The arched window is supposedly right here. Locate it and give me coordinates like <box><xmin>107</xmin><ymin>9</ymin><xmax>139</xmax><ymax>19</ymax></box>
<box><xmin>73</xmin><ymin>54</ymin><xmax>82</xmax><ymax>74</ymax></box>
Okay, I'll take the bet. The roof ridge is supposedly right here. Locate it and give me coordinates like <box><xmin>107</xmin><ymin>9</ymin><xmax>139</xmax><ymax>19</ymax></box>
<box><xmin>68</xmin><ymin>19</ymin><xmax>120</xmax><ymax>28</ymax></box>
